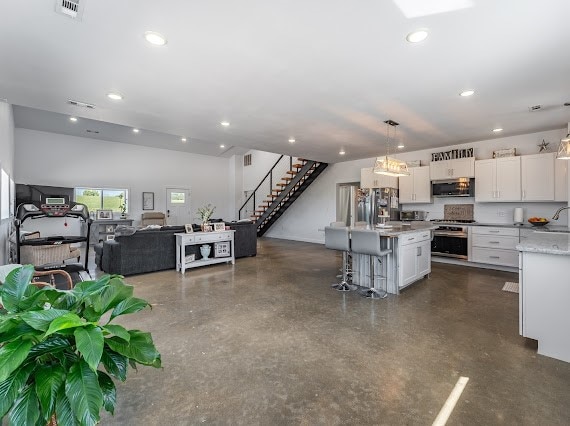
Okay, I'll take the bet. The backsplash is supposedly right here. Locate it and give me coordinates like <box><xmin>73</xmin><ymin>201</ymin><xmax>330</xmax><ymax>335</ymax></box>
<box><xmin>402</xmin><ymin>197</ymin><xmax>567</xmax><ymax>224</ymax></box>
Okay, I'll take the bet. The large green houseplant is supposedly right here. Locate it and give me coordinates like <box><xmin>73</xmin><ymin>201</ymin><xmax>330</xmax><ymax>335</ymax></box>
<box><xmin>0</xmin><ymin>265</ymin><xmax>161</xmax><ymax>425</ymax></box>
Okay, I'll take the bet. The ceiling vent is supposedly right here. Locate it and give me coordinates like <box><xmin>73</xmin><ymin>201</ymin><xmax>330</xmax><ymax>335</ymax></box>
<box><xmin>85</xmin><ymin>129</ymin><xmax>99</xmax><ymax>134</ymax></box>
<box><xmin>528</xmin><ymin>105</ymin><xmax>542</xmax><ymax>112</ymax></box>
<box><xmin>243</xmin><ymin>154</ymin><xmax>252</xmax><ymax>166</ymax></box>
<box><xmin>55</xmin><ymin>0</ymin><xmax>85</xmax><ymax>20</ymax></box>
<box><xmin>67</xmin><ymin>99</ymin><xmax>95</xmax><ymax>109</ymax></box>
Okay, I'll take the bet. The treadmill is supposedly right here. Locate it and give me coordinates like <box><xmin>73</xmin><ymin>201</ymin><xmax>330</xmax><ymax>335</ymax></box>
<box><xmin>15</xmin><ymin>195</ymin><xmax>92</xmax><ymax>286</ymax></box>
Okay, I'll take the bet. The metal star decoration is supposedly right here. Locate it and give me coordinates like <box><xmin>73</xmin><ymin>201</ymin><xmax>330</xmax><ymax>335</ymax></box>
<box><xmin>538</xmin><ymin>139</ymin><xmax>550</xmax><ymax>152</ymax></box>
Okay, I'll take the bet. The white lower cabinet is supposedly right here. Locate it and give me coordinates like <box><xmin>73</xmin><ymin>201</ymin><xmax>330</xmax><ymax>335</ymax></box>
<box><xmin>469</xmin><ymin>226</ymin><xmax>519</xmax><ymax>267</ymax></box>
<box><xmin>398</xmin><ymin>231</ymin><xmax>431</xmax><ymax>288</ymax></box>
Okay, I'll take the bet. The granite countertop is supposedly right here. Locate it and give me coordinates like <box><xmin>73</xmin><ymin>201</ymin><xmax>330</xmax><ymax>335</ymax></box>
<box><xmin>353</xmin><ymin>223</ymin><xmax>438</xmax><ymax>237</ymax></box>
<box><xmin>516</xmin><ymin>233</ymin><xmax>570</xmax><ymax>255</ymax></box>
<box><xmin>415</xmin><ymin>221</ymin><xmax>570</xmax><ymax>232</ymax></box>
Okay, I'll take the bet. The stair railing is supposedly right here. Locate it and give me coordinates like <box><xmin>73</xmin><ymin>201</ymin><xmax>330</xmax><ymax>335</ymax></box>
<box><xmin>238</xmin><ymin>155</ymin><xmax>294</xmax><ymax>220</ymax></box>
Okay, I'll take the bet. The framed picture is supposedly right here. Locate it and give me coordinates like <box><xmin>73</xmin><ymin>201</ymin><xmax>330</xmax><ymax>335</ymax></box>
<box><xmin>106</xmin><ymin>234</ymin><xmax>115</xmax><ymax>241</ymax></box>
<box><xmin>97</xmin><ymin>210</ymin><xmax>113</xmax><ymax>220</ymax></box>
<box><xmin>213</xmin><ymin>222</ymin><xmax>225</xmax><ymax>232</ymax></box>
<box><xmin>185</xmin><ymin>224</ymin><xmax>194</xmax><ymax>233</ymax></box>
<box><xmin>105</xmin><ymin>225</ymin><xmax>115</xmax><ymax>233</ymax></box>
<box><xmin>143</xmin><ymin>192</ymin><xmax>154</xmax><ymax>210</ymax></box>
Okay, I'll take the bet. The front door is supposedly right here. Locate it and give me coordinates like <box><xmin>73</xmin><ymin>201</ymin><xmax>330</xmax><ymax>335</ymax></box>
<box><xmin>166</xmin><ymin>187</ymin><xmax>191</xmax><ymax>225</ymax></box>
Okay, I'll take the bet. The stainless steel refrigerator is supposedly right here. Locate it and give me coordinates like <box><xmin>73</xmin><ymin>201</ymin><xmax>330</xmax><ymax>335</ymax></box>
<box><xmin>357</xmin><ymin>188</ymin><xmax>400</xmax><ymax>225</ymax></box>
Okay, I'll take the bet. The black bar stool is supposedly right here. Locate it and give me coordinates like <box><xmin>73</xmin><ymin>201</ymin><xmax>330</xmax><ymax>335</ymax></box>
<box><xmin>324</xmin><ymin>226</ymin><xmax>352</xmax><ymax>292</ymax></box>
<box><xmin>350</xmin><ymin>228</ymin><xmax>392</xmax><ymax>299</ymax></box>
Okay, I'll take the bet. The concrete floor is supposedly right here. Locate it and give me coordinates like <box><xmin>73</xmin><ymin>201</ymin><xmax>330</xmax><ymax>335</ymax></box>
<box><xmin>94</xmin><ymin>238</ymin><xmax>570</xmax><ymax>425</ymax></box>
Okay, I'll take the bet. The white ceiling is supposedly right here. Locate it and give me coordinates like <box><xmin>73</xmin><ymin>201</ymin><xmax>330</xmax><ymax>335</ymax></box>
<box><xmin>1</xmin><ymin>0</ymin><xmax>570</xmax><ymax>164</ymax></box>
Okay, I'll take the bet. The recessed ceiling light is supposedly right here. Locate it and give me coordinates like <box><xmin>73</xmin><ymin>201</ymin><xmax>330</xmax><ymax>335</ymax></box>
<box><xmin>220</xmin><ymin>121</ymin><xmax>230</xmax><ymax>127</ymax></box>
<box><xmin>144</xmin><ymin>31</ymin><xmax>167</xmax><ymax>46</ymax></box>
<box><xmin>492</xmin><ymin>128</ymin><xmax>503</xmax><ymax>133</ymax></box>
<box><xmin>397</xmin><ymin>143</ymin><xmax>405</xmax><ymax>149</ymax></box>
<box><xmin>181</xmin><ymin>137</ymin><xmax>187</xmax><ymax>142</ymax></box>
<box><xmin>406</xmin><ymin>29</ymin><xmax>428</xmax><ymax>43</ymax></box>
<box><xmin>132</xmin><ymin>128</ymin><xmax>139</xmax><ymax>133</ymax></box>
<box><xmin>220</xmin><ymin>144</ymin><xmax>225</xmax><ymax>148</ymax></box>
<box><xmin>107</xmin><ymin>93</ymin><xmax>123</xmax><ymax>101</ymax></box>
<box><xmin>460</xmin><ymin>90</ymin><xmax>475</xmax><ymax>97</ymax></box>
<box><xmin>339</xmin><ymin>150</ymin><xmax>346</xmax><ymax>155</ymax></box>
<box><xmin>288</xmin><ymin>138</ymin><xmax>296</xmax><ymax>143</ymax></box>
<box><xmin>69</xmin><ymin>117</ymin><xmax>77</xmax><ymax>122</ymax></box>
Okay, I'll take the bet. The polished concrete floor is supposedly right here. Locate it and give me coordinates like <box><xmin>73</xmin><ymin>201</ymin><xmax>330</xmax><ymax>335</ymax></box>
<box><xmin>93</xmin><ymin>238</ymin><xmax>570</xmax><ymax>425</ymax></box>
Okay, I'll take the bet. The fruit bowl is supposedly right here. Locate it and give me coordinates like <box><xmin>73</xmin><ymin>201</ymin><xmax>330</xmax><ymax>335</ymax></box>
<box><xmin>528</xmin><ymin>218</ymin><xmax>549</xmax><ymax>226</ymax></box>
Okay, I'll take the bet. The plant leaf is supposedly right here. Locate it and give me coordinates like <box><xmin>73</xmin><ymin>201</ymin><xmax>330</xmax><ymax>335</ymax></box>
<box><xmin>0</xmin><ymin>339</ymin><xmax>33</xmax><ymax>383</ymax></box>
<box><xmin>0</xmin><ymin>321</ymin><xmax>42</xmax><ymax>344</ymax></box>
<box><xmin>65</xmin><ymin>360</ymin><xmax>103</xmax><ymax>426</ymax></box>
<box><xmin>44</xmin><ymin>313</ymin><xmax>86</xmax><ymax>337</ymax></box>
<box><xmin>105</xmin><ymin>331</ymin><xmax>161</xmax><ymax>367</ymax></box>
<box><xmin>28</xmin><ymin>335</ymin><xmax>70</xmax><ymax>358</ymax></box>
<box><xmin>34</xmin><ymin>364</ymin><xmax>66</xmax><ymax>419</ymax></box>
<box><xmin>0</xmin><ymin>363</ymin><xmax>34</xmax><ymax>418</ymax></box>
<box><xmin>100</xmin><ymin>349</ymin><xmax>128</xmax><ymax>382</ymax></box>
<box><xmin>70</xmin><ymin>280</ymin><xmax>105</xmax><ymax>302</ymax></box>
<box><xmin>110</xmin><ymin>297</ymin><xmax>150</xmax><ymax>321</ymax></box>
<box><xmin>103</xmin><ymin>324</ymin><xmax>130</xmax><ymax>342</ymax></box>
<box><xmin>94</xmin><ymin>277</ymin><xmax>133</xmax><ymax>314</ymax></box>
<box><xmin>97</xmin><ymin>371</ymin><xmax>116</xmax><ymax>415</ymax></box>
<box><xmin>55</xmin><ymin>387</ymin><xmax>79</xmax><ymax>426</ymax></box>
<box><xmin>74</xmin><ymin>325</ymin><xmax>104</xmax><ymax>371</ymax></box>
<box><xmin>8</xmin><ymin>384</ymin><xmax>40</xmax><ymax>426</ymax></box>
<box><xmin>21</xmin><ymin>309</ymin><xmax>70</xmax><ymax>331</ymax></box>
<box><xmin>1</xmin><ymin>265</ymin><xmax>35</xmax><ymax>312</ymax></box>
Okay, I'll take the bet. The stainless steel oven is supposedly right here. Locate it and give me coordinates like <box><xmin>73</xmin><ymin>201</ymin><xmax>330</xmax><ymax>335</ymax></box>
<box><xmin>431</xmin><ymin>226</ymin><xmax>468</xmax><ymax>259</ymax></box>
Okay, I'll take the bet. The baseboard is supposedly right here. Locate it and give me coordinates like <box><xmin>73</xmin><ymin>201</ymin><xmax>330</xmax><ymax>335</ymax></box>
<box><xmin>262</xmin><ymin>235</ymin><xmax>324</xmax><ymax>245</ymax></box>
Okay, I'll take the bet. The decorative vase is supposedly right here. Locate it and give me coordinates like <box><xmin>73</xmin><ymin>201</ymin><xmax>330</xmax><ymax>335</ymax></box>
<box><xmin>200</xmin><ymin>244</ymin><xmax>211</xmax><ymax>259</ymax></box>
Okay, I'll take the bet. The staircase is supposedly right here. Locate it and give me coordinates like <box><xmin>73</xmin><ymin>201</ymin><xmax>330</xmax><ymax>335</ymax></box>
<box><xmin>239</xmin><ymin>156</ymin><xmax>328</xmax><ymax>237</ymax></box>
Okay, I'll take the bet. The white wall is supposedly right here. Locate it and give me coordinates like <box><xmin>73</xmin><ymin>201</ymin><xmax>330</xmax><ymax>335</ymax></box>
<box><xmin>243</xmin><ymin>151</ymin><xmax>281</xmax><ymax>191</ymax></box>
<box><xmin>263</xmin><ymin>128</ymin><xmax>569</xmax><ymax>244</ymax></box>
<box><xmin>14</xmin><ymin>129</ymin><xmax>234</xmax><ymax>232</ymax></box>
<box><xmin>0</xmin><ymin>102</ymin><xmax>15</xmax><ymax>264</ymax></box>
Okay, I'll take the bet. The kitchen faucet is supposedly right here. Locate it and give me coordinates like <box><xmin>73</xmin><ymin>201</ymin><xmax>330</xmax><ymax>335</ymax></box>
<box><xmin>552</xmin><ymin>206</ymin><xmax>570</xmax><ymax>220</ymax></box>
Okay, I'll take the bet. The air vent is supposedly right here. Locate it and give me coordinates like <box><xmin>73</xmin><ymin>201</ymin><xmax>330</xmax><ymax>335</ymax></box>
<box><xmin>86</xmin><ymin>129</ymin><xmax>99</xmax><ymax>134</ymax></box>
<box><xmin>244</xmin><ymin>154</ymin><xmax>252</xmax><ymax>166</ymax></box>
<box><xmin>528</xmin><ymin>105</ymin><xmax>542</xmax><ymax>112</ymax></box>
<box><xmin>55</xmin><ymin>0</ymin><xmax>85</xmax><ymax>20</ymax></box>
<box><xmin>67</xmin><ymin>99</ymin><xmax>95</xmax><ymax>109</ymax></box>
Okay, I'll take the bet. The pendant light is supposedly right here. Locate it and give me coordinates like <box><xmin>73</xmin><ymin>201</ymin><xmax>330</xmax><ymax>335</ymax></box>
<box><xmin>556</xmin><ymin>133</ymin><xmax>570</xmax><ymax>159</ymax></box>
<box><xmin>373</xmin><ymin>119</ymin><xmax>410</xmax><ymax>176</ymax></box>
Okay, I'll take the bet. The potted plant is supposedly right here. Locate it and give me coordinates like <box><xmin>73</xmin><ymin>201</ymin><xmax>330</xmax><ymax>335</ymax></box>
<box><xmin>197</xmin><ymin>204</ymin><xmax>215</xmax><ymax>231</ymax></box>
<box><xmin>0</xmin><ymin>265</ymin><xmax>161</xmax><ymax>425</ymax></box>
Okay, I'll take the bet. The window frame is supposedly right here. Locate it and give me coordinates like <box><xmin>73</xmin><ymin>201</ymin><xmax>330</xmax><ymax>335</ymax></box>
<box><xmin>74</xmin><ymin>187</ymin><xmax>129</xmax><ymax>214</ymax></box>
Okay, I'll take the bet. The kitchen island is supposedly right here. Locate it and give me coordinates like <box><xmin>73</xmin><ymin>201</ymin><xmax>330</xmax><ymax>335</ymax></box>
<box><xmin>351</xmin><ymin>223</ymin><xmax>438</xmax><ymax>294</ymax></box>
<box><xmin>517</xmin><ymin>232</ymin><xmax>570</xmax><ymax>363</ymax></box>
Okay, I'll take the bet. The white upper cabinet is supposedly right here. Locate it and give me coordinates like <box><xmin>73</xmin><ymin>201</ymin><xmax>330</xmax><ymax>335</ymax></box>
<box><xmin>555</xmin><ymin>158</ymin><xmax>568</xmax><ymax>202</ymax></box>
<box><xmin>430</xmin><ymin>158</ymin><xmax>475</xmax><ymax>180</ymax></box>
<box><xmin>475</xmin><ymin>157</ymin><xmax>521</xmax><ymax>202</ymax></box>
<box><xmin>521</xmin><ymin>153</ymin><xmax>555</xmax><ymax>201</ymax></box>
<box><xmin>360</xmin><ymin>167</ymin><xmax>398</xmax><ymax>189</ymax></box>
<box><xmin>399</xmin><ymin>166</ymin><xmax>431</xmax><ymax>204</ymax></box>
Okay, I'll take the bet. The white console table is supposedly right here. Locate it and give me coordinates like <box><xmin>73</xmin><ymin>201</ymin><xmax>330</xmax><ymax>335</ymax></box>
<box><xmin>175</xmin><ymin>231</ymin><xmax>235</xmax><ymax>274</ymax></box>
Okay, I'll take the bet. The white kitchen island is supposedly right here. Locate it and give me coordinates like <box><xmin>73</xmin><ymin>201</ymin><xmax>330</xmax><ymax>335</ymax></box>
<box><xmin>351</xmin><ymin>223</ymin><xmax>437</xmax><ymax>295</ymax></box>
<box><xmin>517</xmin><ymin>233</ymin><xmax>570</xmax><ymax>363</ymax></box>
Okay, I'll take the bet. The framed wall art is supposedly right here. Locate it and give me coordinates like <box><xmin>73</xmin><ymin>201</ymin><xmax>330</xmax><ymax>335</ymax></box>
<box><xmin>143</xmin><ymin>192</ymin><xmax>154</xmax><ymax>210</ymax></box>
<box><xmin>96</xmin><ymin>209</ymin><xmax>113</xmax><ymax>220</ymax></box>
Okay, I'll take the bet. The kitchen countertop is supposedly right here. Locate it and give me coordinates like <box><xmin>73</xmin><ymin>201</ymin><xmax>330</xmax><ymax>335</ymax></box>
<box><xmin>418</xmin><ymin>221</ymin><xmax>570</xmax><ymax>232</ymax></box>
<box><xmin>355</xmin><ymin>223</ymin><xmax>438</xmax><ymax>237</ymax></box>
<box><xmin>516</xmin><ymin>233</ymin><xmax>570</xmax><ymax>255</ymax></box>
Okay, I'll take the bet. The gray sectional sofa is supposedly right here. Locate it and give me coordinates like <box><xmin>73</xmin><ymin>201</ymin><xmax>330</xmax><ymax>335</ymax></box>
<box><xmin>96</xmin><ymin>222</ymin><xmax>257</xmax><ymax>276</ymax></box>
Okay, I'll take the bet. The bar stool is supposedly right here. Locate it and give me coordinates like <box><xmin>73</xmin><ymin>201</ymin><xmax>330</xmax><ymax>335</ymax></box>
<box><xmin>350</xmin><ymin>229</ymin><xmax>392</xmax><ymax>299</ymax></box>
<box><xmin>324</xmin><ymin>226</ymin><xmax>352</xmax><ymax>292</ymax></box>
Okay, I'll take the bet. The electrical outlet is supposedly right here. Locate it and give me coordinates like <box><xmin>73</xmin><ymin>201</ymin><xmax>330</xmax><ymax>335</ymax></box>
<box><xmin>497</xmin><ymin>210</ymin><xmax>506</xmax><ymax>217</ymax></box>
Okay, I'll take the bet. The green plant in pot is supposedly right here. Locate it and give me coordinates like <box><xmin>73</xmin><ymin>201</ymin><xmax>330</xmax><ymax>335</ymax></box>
<box><xmin>0</xmin><ymin>265</ymin><xmax>161</xmax><ymax>425</ymax></box>
<box><xmin>196</xmin><ymin>204</ymin><xmax>215</xmax><ymax>231</ymax></box>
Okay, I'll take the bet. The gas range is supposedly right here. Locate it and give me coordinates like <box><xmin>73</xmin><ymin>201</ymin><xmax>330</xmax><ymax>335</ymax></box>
<box><xmin>430</xmin><ymin>219</ymin><xmax>477</xmax><ymax>224</ymax></box>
